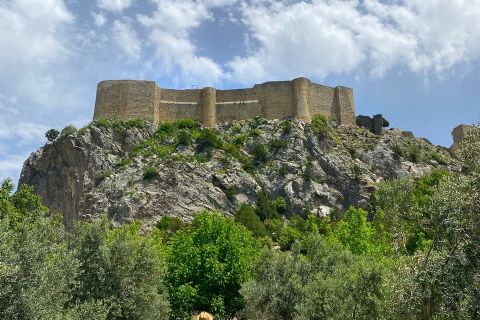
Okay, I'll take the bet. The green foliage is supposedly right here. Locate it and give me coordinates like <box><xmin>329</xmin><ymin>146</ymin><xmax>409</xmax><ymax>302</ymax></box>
<box><xmin>142</xmin><ymin>166</ymin><xmax>158</xmax><ymax>180</ymax></box>
<box><xmin>331</xmin><ymin>207</ymin><xmax>389</xmax><ymax>256</ymax></box>
<box><xmin>280</xmin><ymin>119</ymin><xmax>292</xmax><ymax>134</ymax></box>
<box><xmin>430</xmin><ymin>151</ymin><xmax>448</xmax><ymax>165</ymax></box>
<box><xmin>382</xmin><ymin>117</ymin><xmax>390</xmax><ymax>128</ymax></box>
<box><xmin>165</xmin><ymin>211</ymin><xmax>259</xmax><ymax>319</ymax></box>
<box><xmin>278</xmin><ymin>165</ymin><xmax>288</xmax><ymax>175</ymax></box>
<box><xmin>93</xmin><ymin>118</ymin><xmax>111</xmax><ymax>129</ymax></box>
<box><xmin>61</xmin><ymin>124</ymin><xmax>77</xmax><ymax>136</ymax></box>
<box><xmin>68</xmin><ymin>217</ymin><xmax>169</xmax><ymax>319</ymax></box>
<box><xmin>255</xmin><ymin>189</ymin><xmax>279</xmax><ymax>222</ymax></box>
<box><xmin>272</xmin><ymin>196</ymin><xmax>287</xmax><ymax>214</ymax></box>
<box><xmin>222</xmin><ymin>143</ymin><xmax>253</xmax><ymax>172</ymax></box>
<box><xmin>175</xmin><ymin>118</ymin><xmax>198</xmax><ymax>129</ymax></box>
<box><xmin>268</xmin><ymin>139</ymin><xmax>288</xmax><ymax>149</ymax></box>
<box><xmin>251</xmin><ymin>143</ymin><xmax>268</xmax><ymax>162</ymax></box>
<box><xmin>235</xmin><ymin>203</ymin><xmax>267</xmax><ymax>237</ymax></box>
<box><xmin>0</xmin><ymin>179</ymin><xmax>47</xmax><ymax>232</ymax></box>
<box><xmin>45</xmin><ymin>128</ymin><xmax>59</xmax><ymax>141</ymax></box>
<box><xmin>242</xmin><ymin>236</ymin><xmax>385</xmax><ymax>320</ymax></box>
<box><xmin>263</xmin><ymin>218</ymin><xmax>283</xmax><ymax>241</ymax></box>
<box><xmin>0</xmin><ymin>179</ymin><xmax>169</xmax><ymax>319</ymax></box>
<box><xmin>250</xmin><ymin>128</ymin><xmax>260</xmax><ymax>137</ymax></box>
<box><xmin>231</xmin><ymin>124</ymin><xmax>242</xmax><ymax>134</ymax></box>
<box><xmin>176</xmin><ymin>130</ymin><xmax>191</xmax><ymax>146</ymax></box>
<box><xmin>310</xmin><ymin>114</ymin><xmax>333</xmax><ymax>139</ymax></box>
<box><xmin>233</xmin><ymin>134</ymin><xmax>247</xmax><ymax>146</ymax></box>
<box><xmin>407</xmin><ymin>145</ymin><xmax>421</xmax><ymax>163</ymax></box>
<box><xmin>156</xmin><ymin>216</ymin><xmax>185</xmax><ymax>241</ymax></box>
<box><xmin>240</xmin><ymin>244</ymin><xmax>312</xmax><ymax>320</ymax></box>
<box><xmin>392</xmin><ymin>143</ymin><xmax>404</xmax><ymax>159</ymax></box>
<box><xmin>157</xmin><ymin>122</ymin><xmax>175</xmax><ymax>135</ymax></box>
<box><xmin>197</xmin><ymin>128</ymin><xmax>223</xmax><ymax>152</ymax></box>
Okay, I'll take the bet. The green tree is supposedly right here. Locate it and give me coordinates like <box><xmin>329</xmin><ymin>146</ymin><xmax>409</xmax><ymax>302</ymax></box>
<box><xmin>67</xmin><ymin>217</ymin><xmax>169</xmax><ymax>319</ymax></box>
<box><xmin>165</xmin><ymin>211</ymin><xmax>259</xmax><ymax>319</ymax></box>
<box><xmin>235</xmin><ymin>203</ymin><xmax>267</xmax><ymax>237</ymax></box>
<box><xmin>240</xmin><ymin>243</ymin><xmax>312</xmax><ymax>320</ymax></box>
<box><xmin>0</xmin><ymin>179</ymin><xmax>108</xmax><ymax>320</ymax></box>
<box><xmin>331</xmin><ymin>207</ymin><xmax>389</xmax><ymax>256</ymax></box>
<box><xmin>45</xmin><ymin>128</ymin><xmax>59</xmax><ymax>141</ymax></box>
<box><xmin>373</xmin><ymin>125</ymin><xmax>480</xmax><ymax>320</ymax></box>
<box><xmin>255</xmin><ymin>189</ymin><xmax>279</xmax><ymax>222</ymax></box>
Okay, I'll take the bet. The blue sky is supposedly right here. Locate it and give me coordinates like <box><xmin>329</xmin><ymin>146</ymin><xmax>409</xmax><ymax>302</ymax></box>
<box><xmin>0</xmin><ymin>0</ymin><xmax>479</xmax><ymax>184</ymax></box>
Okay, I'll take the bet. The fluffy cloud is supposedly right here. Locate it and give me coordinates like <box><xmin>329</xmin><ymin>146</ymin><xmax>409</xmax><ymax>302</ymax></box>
<box><xmin>138</xmin><ymin>0</ymin><xmax>224</xmax><ymax>86</ymax></box>
<box><xmin>227</xmin><ymin>0</ymin><xmax>480</xmax><ymax>83</ymax></box>
<box><xmin>91</xmin><ymin>11</ymin><xmax>107</xmax><ymax>27</ymax></box>
<box><xmin>97</xmin><ymin>0</ymin><xmax>134</xmax><ymax>13</ymax></box>
<box><xmin>112</xmin><ymin>19</ymin><xmax>142</xmax><ymax>61</ymax></box>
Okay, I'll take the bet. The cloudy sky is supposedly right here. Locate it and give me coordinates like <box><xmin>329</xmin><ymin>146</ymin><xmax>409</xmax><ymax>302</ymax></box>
<box><xmin>1</xmin><ymin>0</ymin><xmax>479</xmax><ymax>184</ymax></box>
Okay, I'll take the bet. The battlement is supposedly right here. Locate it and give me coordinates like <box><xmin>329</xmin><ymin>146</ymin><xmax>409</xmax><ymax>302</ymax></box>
<box><xmin>93</xmin><ymin>78</ymin><xmax>356</xmax><ymax>126</ymax></box>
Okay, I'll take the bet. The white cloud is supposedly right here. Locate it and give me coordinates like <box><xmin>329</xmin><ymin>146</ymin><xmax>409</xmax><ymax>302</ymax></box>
<box><xmin>97</xmin><ymin>0</ymin><xmax>134</xmax><ymax>13</ymax></box>
<box><xmin>138</xmin><ymin>0</ymin><xmax>224</xmax><ymax>86</ymax></box>
<box><xmin>227</xmin><ymin>0</ymin><xmax>480</xmax><ymax>83</ymax></box>
<box><xmin>91</xmin><ymin>11</ymin><xmax>107</xmax><ymax>27</ymax></box>
<box><xmin>112</xmin><ymin>19</ymin><xmax>141</xmax><ymax>61</ymax></box>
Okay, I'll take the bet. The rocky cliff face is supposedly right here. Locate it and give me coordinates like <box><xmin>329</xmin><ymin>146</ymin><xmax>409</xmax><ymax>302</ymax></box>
<box><xmin>19</xmin><ymin>118</ymin><xmax>459</xmax><ymax>230</ymax></box>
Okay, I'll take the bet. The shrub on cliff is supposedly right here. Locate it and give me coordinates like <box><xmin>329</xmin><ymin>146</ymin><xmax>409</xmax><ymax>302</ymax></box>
<box><xmin>196</xmin><ymin>129</ymin><xmax>223</xmax><ymax>152</ymax></box>
<box><xmin>45</xmin><ymin>128</ymin><xmax>59</xmax><ymax>141</ymax></box>
<box><xmin>61</xmin><ymin>124</ymin><xmax>77</xmax><ymax>136</ymax></box>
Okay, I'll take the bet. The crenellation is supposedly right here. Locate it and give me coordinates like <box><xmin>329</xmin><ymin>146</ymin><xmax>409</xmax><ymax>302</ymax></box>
<box><xmin>93</xmin><ymin>78</ymin><xmax>356</xmax><ymax>126</ymax></box>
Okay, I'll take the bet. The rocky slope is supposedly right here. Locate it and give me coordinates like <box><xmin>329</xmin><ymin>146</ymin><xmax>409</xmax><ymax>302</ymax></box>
<box><xmin>19</xmin><ymin>117</ymin><xmax>459</xmax><ymax>230</ymax></box>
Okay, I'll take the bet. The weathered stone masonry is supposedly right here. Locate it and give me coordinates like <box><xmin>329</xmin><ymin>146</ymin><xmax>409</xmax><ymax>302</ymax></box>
<box><xmin>93</xmin><ymin>77</ymin><xmax>356</xmax><ymax>126</ymax></box>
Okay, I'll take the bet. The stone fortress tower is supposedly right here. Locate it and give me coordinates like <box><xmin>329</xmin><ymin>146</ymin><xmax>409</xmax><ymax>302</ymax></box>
<box><xmin>93</xmin><ymin>77</ymin><xmax>356</xmax><ymax>126</ymax></box>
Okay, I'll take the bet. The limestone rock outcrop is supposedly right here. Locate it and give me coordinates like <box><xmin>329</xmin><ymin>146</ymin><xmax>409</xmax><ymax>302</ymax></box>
<box><xmin>19</xmin><ymin>118</ymin><xmax>459</xmax><ymax>230</ymax></box>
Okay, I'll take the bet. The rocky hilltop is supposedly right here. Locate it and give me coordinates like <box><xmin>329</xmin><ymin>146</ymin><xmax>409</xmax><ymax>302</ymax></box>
<box><xmin>19</xmin><ymin>117</ymin><xmax>458</xmax><ymax>229</ymax></box>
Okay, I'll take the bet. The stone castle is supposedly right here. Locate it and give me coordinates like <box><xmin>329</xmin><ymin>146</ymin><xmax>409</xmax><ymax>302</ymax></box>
<box><xmin>93</xmin><ymin>78</ymin><xmax>356</xmax><ymax>126</ymax></box>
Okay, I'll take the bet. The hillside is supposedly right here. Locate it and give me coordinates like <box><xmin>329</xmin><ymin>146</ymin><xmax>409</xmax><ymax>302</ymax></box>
<box><xmin>19</xmin><ymin>116</ymin><xmax>458</xmax><ymax>229</ymax></box>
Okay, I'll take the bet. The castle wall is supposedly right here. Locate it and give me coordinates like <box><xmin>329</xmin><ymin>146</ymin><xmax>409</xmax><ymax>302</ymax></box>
<box><xmin>93</xmin><ymin>78</ymin><xmax>356</xmax><ymax>126</ymax></box>
<box><xmin>308</xmin><ymin>82</ymin><xmax>335</xmax><ymax>120</ymax></box>
<box><xmin>94</xmin><ymin>80</ymin><xmax>156</xmax><ymax>121</ymax></box>
<box><xmin>262</xmin><ymin>81</ymin><xmax>294</xmax><ymax>120</ymax></box>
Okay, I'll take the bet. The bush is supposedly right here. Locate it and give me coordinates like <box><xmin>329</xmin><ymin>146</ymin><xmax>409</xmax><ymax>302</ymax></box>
<box><xmin>280</xmin><ymin>120</ymin><xmax>292</xmax><ymax>134</ymax></box>
<box><xmin>45</xmin><ymin>128</ymin><xmax>59</xmax><ymax>141</ymax></box>
<box><xmin>157</xmin><ymin>122</ymin><xmax>175</xmax><ymax>135</ymax></box>
<box><xmin>408</xmin><ymin>145</ymin><xmax>421</xmax><ymax>163</ymax></box>
<box><xmin>250</xmin><ymin>128</ymin><xmax>260</xmax><ymax>137</ymax></box>
<box><xmin>310</xmin><ymin>114</ymin><xmax>331</xmax><ymax>139</ymax></box>
<box><xmin>93</xmin><ymin>118</ymin><xmax>111</xmax><ymax>128</ymax></box>
<box><xmin>234</xmin><ymin>135</ymin><xmax>247</xmax><ymax>146</ymax></box>
<box><xmin>177</xmin><ymin>130</ymin><xmax>191</xmax><ymax>146</ymax></box>
<box><xmin>231</xmin><ymin>124</ymin><xmax>242</xmax><ymax>134</ymax></box>
<box><xmin>156</xmin><ymin>216</ymin><xmax>185</xmax><ymax>240</ymax></box>
<box><xmin>61</xmin><ymin>124</ymin><xmax>77</xmax><ymax>136</ymax></box>
<box><xmin>255</xmin><ymin>190</ymin><xmax>279</xmax><ymax>221</ymax></box>
<box><xmin>251</xmin><ymin>143</ymin><xmax>268</xmax><ymax>162</ymax></box>
<box><xmin>268</xmin><ymin>140</ymin><xmax>288</xmax><ymax>149</ymax></box>
<box><xmin>278</xmin><ymin>166</ymin><xmax>288</xmax><ymax>176</ymax></box>
<box><xmin>197</xmin><ymin>129</ymin><xmax>223</xmax><ymax>152</ymax></box>
<box><xmin>382</xmin><ymin>117</ymin><xmax>390</xmax><ymax>128</ymax></box>
<box><xmin>235</xmin><ymin>203</ymin><xmax>267</xmax><ymax>237</ymax></box>
<box><xmin>142</xmin><ymin>167</ymin><xmax>158</xmax><ymax>180</ymax></box>
<box><xmin>175</xmin><ymin>118</ymin><xmax>198</xmax><ymax>129</ymax></box>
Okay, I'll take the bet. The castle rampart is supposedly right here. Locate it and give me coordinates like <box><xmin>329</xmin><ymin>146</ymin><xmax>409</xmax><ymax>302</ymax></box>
<box><xmin>93</xmin><ymin>78</ymin><xmax>356</xmax><ymax>126</ymax></box>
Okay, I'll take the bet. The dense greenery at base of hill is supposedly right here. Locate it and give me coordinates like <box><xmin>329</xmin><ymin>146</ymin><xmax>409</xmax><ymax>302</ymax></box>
<box><xmin>12</xmin><ymin>120</ymin><xmax>480</xmax><ymax>319</ymax></box>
